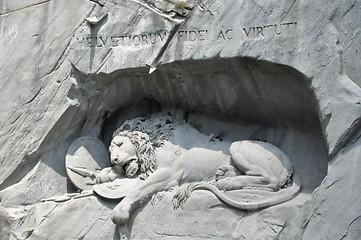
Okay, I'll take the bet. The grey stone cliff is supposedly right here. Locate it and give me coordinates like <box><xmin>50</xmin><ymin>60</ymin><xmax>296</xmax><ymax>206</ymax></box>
<box><xmin>0</xmin><ymin>0</ymin><xmax>360</xmax><ymax>239</ymax></box>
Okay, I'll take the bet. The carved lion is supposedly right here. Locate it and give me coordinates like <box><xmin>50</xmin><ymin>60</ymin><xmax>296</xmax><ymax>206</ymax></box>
<box><xmin>95</xmin><ymin>115</ymin><xmax>301</xmax><ymax>225</ymax></box>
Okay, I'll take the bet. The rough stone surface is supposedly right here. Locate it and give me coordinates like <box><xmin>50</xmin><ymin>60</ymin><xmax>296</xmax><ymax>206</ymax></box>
<box><xmin>0</xmin><ymin>0</ymin><xmax>360</xmax><ymax>239</ymax></box>
<box><xmin>277</xmin><ymin>130</ymin><xmax>361</xmax><ymax>240</ymax></box>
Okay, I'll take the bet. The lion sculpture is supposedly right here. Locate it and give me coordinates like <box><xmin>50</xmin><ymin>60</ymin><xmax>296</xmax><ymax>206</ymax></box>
<box><xmin>95</xmin><ymin>115</ymin><xmax>301</xmax><ymax>225</ymax></box>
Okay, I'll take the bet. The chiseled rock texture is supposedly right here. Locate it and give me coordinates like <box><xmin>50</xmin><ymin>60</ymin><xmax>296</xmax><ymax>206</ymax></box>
<box><xmin>0</xmin><ymin>0</ymin><xmax>360</xmax><ymax>239</ymax></box>
<box><xmin>276</xmin><ymin>130</ymin><xmax>361</xmax><ymax>240</ymax></box>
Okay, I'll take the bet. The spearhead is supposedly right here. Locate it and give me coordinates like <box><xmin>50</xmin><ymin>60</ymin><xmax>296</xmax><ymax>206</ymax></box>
<box><xmin>67</xmin><ymin>166</ymin><xmax>96</xmax><ymax>179</ymax></box>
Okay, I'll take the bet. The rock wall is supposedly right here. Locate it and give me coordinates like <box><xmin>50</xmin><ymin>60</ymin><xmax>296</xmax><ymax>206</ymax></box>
<box><xmin>0</xmin><ymin>0</ymin><xmax>360</xmax><ymax>239</ymax></box>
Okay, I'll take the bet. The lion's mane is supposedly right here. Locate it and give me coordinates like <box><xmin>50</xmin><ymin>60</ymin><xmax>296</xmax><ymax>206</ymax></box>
<box><xmin>112</xmin><ymin>115</ymin><xmax>174</xmax><ymax>180</ymax></box>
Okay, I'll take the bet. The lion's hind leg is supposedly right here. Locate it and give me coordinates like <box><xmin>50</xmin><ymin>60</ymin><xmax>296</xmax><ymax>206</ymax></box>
<box><xmin>228</xmin><ymin>141</ymin><xmax>281</xmax><ymax>191</ymax></box>
<box><xmin>230</xmin><ymin>142</ymin><xmax>270</xmax><ymax>178</ymax></box>
<box><xmin>215</xmin><ymin>165</ymin><xmax>238</xmax><ymax>181</ymax></box>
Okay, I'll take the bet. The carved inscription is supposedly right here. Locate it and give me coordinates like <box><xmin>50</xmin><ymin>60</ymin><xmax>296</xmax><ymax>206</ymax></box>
<box><xmin>177</xmin><ymin>30</ymin><xmax>209</xmax><ymax>42</ymax></box>
<box><xmin>73</xmin><ymin>21</ymin><xmax>297</xmax><ymax>48</ymax></box>
<box><xmin>217</xmin><ymin>29</ymin><xmax>234</xmax><ymax>40</ymax></box>
<box><xmin>241</xmin><ymin>22</ymin><xmax>297</xmax><ymax>38</ymax></box>
<box><xmin>76</xmin><ymin>30</ymin><xmax>168</xmax><ymax>48</ymax></box>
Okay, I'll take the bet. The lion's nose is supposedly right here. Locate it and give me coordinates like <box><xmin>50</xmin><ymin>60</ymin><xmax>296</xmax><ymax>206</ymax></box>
<box><xmin>111</xmin><ymin>152</ymin><xmax>128</xmax><ymax>165</ymax></box>
<box><xmin>111</xmin><ymin>155</ymin><xmax>120</xmax><ymax>165</ymax></box>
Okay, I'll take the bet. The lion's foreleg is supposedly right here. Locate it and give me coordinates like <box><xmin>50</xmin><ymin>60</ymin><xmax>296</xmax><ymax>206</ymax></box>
<box><xmin>112</xmin><ymin>168</ymin><xmax>181</xmax><ymax>225</ymax></box>
<box><xmin>112</xmin><ymin>200</ymin><xmax>133</xmax><ymax>225</ymax></box>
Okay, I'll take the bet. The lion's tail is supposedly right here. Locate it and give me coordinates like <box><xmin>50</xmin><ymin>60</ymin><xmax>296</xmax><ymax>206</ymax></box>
<box><xmin>173</xmin><ymin>174</ymin><xmax>301</xmax><ymax>211</ymax></box>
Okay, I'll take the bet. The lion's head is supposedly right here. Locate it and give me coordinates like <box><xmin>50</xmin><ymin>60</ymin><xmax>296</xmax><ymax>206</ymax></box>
<box><xmin>112</xmin><ymin>131</ymin><xmax>156</xmax><ymax>180</ymax></box>
<box><xmin>111</xmin><ymin>115</ymin><xmax>174</xmax><ymax>180</ymax></box>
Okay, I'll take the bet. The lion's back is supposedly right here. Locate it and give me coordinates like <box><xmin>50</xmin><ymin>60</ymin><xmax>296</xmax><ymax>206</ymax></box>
<box><xmin>180</xmin><ymin>147</ymin><xmax>231</xmax><ymax>183</ymax></box>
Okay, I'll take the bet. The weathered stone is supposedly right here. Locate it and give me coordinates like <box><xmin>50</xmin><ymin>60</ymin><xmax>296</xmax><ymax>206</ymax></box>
<box><xmin>0</xmin><ymin>0</ymin><xmax>360</xmax><ymax>239</ymax></box>
<box><xmin>277</xmin><ymin>130</ymin><xmax>361</xmax><ymax>240</ymax></box>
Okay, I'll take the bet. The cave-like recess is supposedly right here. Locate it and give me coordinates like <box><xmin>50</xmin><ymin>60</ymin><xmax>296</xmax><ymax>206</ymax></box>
<box><xmin>73</xmin><ymin>57</ymin><xmax>328</xmax><ymax>192</ymax></box>
<box><xmin>0</xmin><ymin>56</ymin><xmax>328</xmax><ymax>239</ymax></box>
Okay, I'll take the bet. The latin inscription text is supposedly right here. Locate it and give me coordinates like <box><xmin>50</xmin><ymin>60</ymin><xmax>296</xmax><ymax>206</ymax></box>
<box><xmin>74</xmin><ymin>22</ymin><xmax>297</xmax><ymax>48</ymax></box>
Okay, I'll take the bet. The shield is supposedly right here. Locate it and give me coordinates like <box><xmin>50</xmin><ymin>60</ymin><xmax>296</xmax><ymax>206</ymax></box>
<box><xmin>93</xmin><ymin>177</ymin><xmax>140</xmax><ymax>199</ymax></box>
<box><xmin>66</xmin><ymin>137</ymin><xmax>111</xmax><ymax>190</ymax></box>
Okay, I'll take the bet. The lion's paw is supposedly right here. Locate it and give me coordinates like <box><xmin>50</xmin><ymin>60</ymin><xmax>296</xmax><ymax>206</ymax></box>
<box><xmin>112</xmin><ymin>202</ymin><xmax>132</xmax><ymax>225</ymax></box>
<box><xmin>96</xmin><ymin>171</ymin><xmax>111</xmax><ymax>184</ymax></box>
<box><xmin>172</xmin><ymin>189</ymin><xmax>187</xmax><ymax>209</ymax></box>
<box><xmin>172</xmin><ymin>184</ymin><xmax>194</xmax><ymax>209</ymax></box>
<box><xmin>215</xmin><ymin>166</ymin><xmax>231</xmax><ymax>181</ymax></box>
<box><xmin>215</xmin><ymin>178</ymin><xmax>230</xmax><ymax>192</ymax></box>
<box><xmin>151</xmin><ymin>192</ymin><xmax>165</xmax><ymax>206</ymax></box>
<box><xmin>112</xmin><ymin>209</ymin><xmax>130</xmax><ymax>225</ymax></box>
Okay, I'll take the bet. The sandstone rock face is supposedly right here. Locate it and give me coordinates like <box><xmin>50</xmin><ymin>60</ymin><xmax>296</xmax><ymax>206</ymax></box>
<box><xmin>0</xmin><ymin>0</ymin><xmax>360</xmax><ymax>239</ymax></box>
